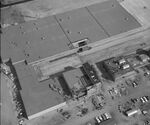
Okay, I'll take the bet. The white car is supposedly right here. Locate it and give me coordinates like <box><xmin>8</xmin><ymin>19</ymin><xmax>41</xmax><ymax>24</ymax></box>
<box><xmin>95</xmin><ymin>116</ymin><xmax>101</xmax><ymax>123</ymax></box>
<box><xmin>140</xmin><ymin>96</ymin><xmax>149</xmax><ymax>103</ymax></box>
<box><xmin>98</xmin><ymin>115</ymin><xmax>103</xmax><ymax>121</ymax></box>
<box><xmin>104</xmin><ymin>113</ymin><xmax>112</xmax><ymax>119</ymax></box>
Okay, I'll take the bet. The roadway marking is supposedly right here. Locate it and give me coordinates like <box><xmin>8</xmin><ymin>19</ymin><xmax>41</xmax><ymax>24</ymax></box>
<box><xmin>12</xmin><ymin>60</ymin><xmax>25</xmax><ymax>65</ymax></box>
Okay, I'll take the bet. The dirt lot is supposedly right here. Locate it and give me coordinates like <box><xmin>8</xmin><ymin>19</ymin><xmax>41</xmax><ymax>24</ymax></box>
<box><xmin>1</xmin><ymin>73</ymin><xmax>17</xmax><ymax>125</ymax></box>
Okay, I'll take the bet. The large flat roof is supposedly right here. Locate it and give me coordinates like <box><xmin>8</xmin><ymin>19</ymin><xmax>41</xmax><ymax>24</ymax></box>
<box><xmin>14</xmin><ymin>61</ymin><xmax>65</xmax><ymax>117</ymax></box>
<box><xmin>1</xmin><ymin>16</ymin><xmax>71</xmax><ymax>63</ymax></box>
<box><xmin>56</xmin><ymin>7</ymin><xmax>109</xmax><ymax>43</ymax></box>
<box><xmin>87</xmin><ymin>0</ymin><xmax>141</xmax><ymax>36</ymax></box>
<box><xmin>1</xmin><ymin>0</ymin><xmax>141</xmax><ymax>64</ymax></box>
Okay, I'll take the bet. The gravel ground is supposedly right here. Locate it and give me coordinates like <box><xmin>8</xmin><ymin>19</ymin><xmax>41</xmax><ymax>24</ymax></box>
<box><xmin>1</xmin><ymin>73</ymin><xmax>17</xmax><ymax>125</ymax></box>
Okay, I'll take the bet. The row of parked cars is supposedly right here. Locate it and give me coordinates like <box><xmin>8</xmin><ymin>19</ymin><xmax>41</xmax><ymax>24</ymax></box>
<box><xmin>85</xmin><ymin>112</ymin><xmax>114</xmax><ymax>125</ymax></box>
<box><xmin>140</xmin><ymin>96</ymin><xmax>149</xmax><ymax>104</ymax></box>
<box><xmin>95</xmin><ymin>112</ymin><xmax>112</xmax><ymax>124</ymax></box>
<box><xmin>131</xmin><ymin>96</ymin><xmax>149</xmax><ymax>104</ymax></box>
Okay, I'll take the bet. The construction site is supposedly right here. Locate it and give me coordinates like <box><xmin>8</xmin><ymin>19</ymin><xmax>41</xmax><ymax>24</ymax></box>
<box><xmin>1</xmin><ymin>0</ymin><xmax>150</xmax><ymax>125</ymax></box>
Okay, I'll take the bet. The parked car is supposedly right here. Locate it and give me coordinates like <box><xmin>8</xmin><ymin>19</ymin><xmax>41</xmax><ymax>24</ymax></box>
<box><xmin>140</xmin><ymin>96</ymin><xmax>149</xmax><ymax>103</ymax></box>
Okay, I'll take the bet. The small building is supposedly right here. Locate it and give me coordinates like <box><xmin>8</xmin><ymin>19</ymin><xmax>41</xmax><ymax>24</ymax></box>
<box><xmin>125</xmin><ymin>109</ymin><xmax>141</xmax><ymax>117</ymax></box>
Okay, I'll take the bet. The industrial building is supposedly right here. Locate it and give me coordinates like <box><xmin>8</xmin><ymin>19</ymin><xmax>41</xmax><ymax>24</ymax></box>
<box><xmin>6</xmin><ymin>59</ymin><xmax>66</xmax><ymax>120</ymax></box>
<box><xmin>102</xmin><ymin>56</ymin><xmax>134</xmax><ymax>81</ymax></box>
<box><xmin>127</xmin><ymin>54</ymin><xmax>150</xmax><ymax>68</ymax></box>
<box><xmin>60</xmin><ymin>63</ymin><xmax>100</xmax><ymax>98</ymax></box>
<box><xmin>1</xmin><ymin>0</ymin><xmax>145</xmax><ymax>124</ymax></box>
<box><xmin>1</xmin><ymin>0</ymin><xmax>141</xmax><ymax>64</ymax></box>
<box><xmin>50</xmin><ymin>62</ymin><xmax>100</xmax><ymax>99</ymax></box>
<box><xmin>2</xmin><ymin>59</ymin><xmax>101</xmax><ymax>121</ymax></box>
<box><xmin>102</xmin><ymin>50</ymin><xmax>150</xmax><ymax>81</ymax></box>
<box><xmin>1</xmin><ymin>15</ymin><xmax>73</xmax><ymax>63</ymax></box>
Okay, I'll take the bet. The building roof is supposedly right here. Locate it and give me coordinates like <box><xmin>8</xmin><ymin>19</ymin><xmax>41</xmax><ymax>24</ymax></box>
<box><xmin>63</xmin><ymin>68</ymin><xmax>85</xmax><ymax>92</ymax></box>
<box><xmin>103</xmin><ymin>57</ymin><xmax>134</xmax><ymax>80</ymax></box>
<box><xmin>56</xmin><ymin>7</ymin><xmax>108</xmax><ymax>43</ymax></box>
<box><xmin>1</xmin><ymin>0</ymin><xmax>141</xmax><ymax>63</ymax></box>
<box><xmin>14</xmin><ymin>61</ymin><xmax>65</xmax><ymax>117</ymax></box>
<box><xmin>1</xmin><ymin>16</ymin><xmax>72</xmax><ymax>63</ymax></box>
<box><xmin>87</xmin><ymin>0</ymin><xmax>141</xmax><ymax>36</ymax></box>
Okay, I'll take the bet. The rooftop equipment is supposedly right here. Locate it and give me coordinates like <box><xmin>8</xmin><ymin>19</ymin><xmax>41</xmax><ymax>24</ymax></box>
<box><xmin>121</xmin><ymin>64</ymin><xmax>130</xmax><ymax>70</ymax></box>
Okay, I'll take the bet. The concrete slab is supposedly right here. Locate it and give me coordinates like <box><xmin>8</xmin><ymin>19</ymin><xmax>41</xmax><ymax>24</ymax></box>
<box><xmin>87</xmin><ymin>0</ymin><xmax>141</xmax><ymax>36</ymax></box>
<box><xmin>56</xmin><ymin>7</ymin><xmax>109</xmax><ymax>43</ymax></box>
